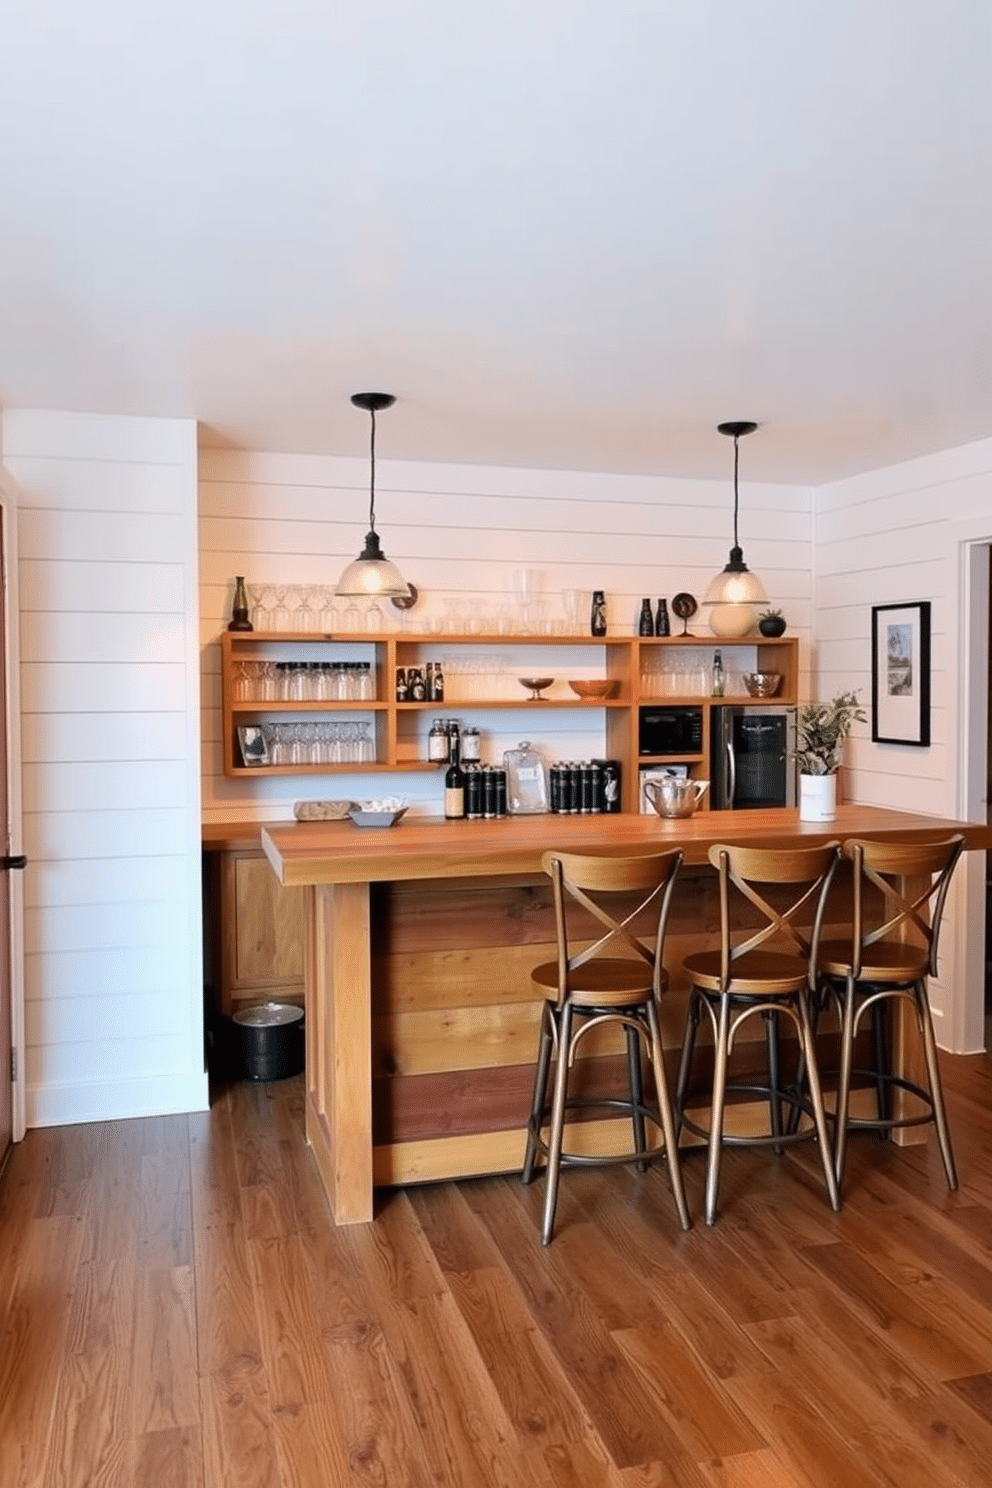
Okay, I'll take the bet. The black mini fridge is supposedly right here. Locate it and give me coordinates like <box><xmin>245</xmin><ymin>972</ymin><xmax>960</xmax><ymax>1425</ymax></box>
<box><xmin>711</xmin><ymin>706</ymin><xmax>797</xmax><ymax>809</ymax></box>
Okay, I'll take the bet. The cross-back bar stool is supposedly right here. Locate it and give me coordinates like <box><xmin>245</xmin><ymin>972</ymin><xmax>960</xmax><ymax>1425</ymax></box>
<box><xmin>521</xmin><ymin>848</ymin><xmax>691</xmax><ymax>1245</ymax></box>
<box><xmin>675</xmin><ymin>840</ymin><xmax>842</xmax><ymax>1226</ymax></box>
<box><xmin>816</xmin><ymin>834</ymin><xmax>964</xmax><ymax>1193</ymax></box>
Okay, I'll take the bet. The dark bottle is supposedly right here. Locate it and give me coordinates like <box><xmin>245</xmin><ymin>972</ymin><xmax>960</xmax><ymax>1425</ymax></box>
<box><xmin>431</xmin><ymin>659</ymin><xmax>445</xmax><ymax>702</ymax></box>
<box><xmin>654</xmin><ymin>598</ymin><xmax>670</xmax><ymax>637</ymax></box>
<box><xmin>425</xmin><ymin>662</ymin><xmax>435</xmax><ymax>699</ymax></box>
<box><xmin>228</xmin><ymin>576</ymin><xmax>253</xmax><ymax>631</ymax></box>
<box><xmin>591</xmin><ymin>590</ymin><xmax>607</xmax><ymax>637</ymax></box>
<box><xmin>409</xmin><ymin>667</ymin><xmax>427</xmax><ymax>702</ymax></box>
<box><xmin>444</xmin><ymin>732</ymin><xmax>465</xmax><ymax>819</ymax></box>
<box><xmin>638</xmin><ymin>599</ymin><xmax>654</xmax><ymax>636</ymax></box>
<box><xmin>395</xmin><ymin>667</ymin><xmax>408</xmax><ymax>703</ymax></box>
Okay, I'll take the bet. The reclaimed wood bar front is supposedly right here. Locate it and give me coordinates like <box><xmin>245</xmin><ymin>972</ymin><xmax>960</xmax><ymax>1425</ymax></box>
<box><xmin>261</xmin><ymin>805</ymin><xmax>992</xmax><ymax>1224</ymax></box>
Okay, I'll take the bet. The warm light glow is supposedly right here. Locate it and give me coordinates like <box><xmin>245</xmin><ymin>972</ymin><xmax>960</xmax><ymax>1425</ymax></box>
<box><xmin>703</xmin><ymin>567</ymin><xmax>768</xmax><ymax>606</ymax></box>
<box><xmin>335</xmin><ymin>554</ymin><xmax>409</xmax><ymax>597</ymax></box>
<box><xmin>707</xmin><ymin>602</ymin><xmax>757</xmax><ymax>638</ymax></box>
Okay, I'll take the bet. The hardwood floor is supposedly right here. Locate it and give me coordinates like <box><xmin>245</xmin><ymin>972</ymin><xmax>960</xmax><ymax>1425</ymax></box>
<box><xmin>5</xmin><ymin>1054</ymin><xmax>992</xmax><ymax>1486</ymax></box>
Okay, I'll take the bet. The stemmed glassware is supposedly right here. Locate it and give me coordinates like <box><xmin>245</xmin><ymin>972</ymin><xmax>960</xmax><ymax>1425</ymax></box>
<box><xmin>271</xmin><ymin>585</ymin><xmax>290</xmax><ymax>632</ymax></box>
<box><xmin>248</xmin><ymin>584</ymin><xmax>271</xmax><ymax>631</ymax></box>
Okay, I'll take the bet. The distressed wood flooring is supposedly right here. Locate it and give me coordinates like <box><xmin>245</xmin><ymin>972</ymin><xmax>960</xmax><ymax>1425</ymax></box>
<box><xmin>4</xmin><ymin>1051</ymin><xmax>992</xmax><ymax>1486</ymax></box>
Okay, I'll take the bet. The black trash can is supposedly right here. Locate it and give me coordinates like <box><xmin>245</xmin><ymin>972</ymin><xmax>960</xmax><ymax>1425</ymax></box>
<box><xmin>232</xmin><ymin>1002</ymin><xmax>305</xmax><ymax>1082</ymax></box>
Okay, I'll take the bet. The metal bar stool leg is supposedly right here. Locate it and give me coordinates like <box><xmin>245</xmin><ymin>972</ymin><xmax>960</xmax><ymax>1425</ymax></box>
<box><xmin>674</xmin><ymin>991</ymin><xmax>703</xmax><ymax>1140</ymax></box>
<box><xmin>704</xmin><ymin>993</ymin><xmax>732</xmax><ymax>1226</ymax></box>
<box><xmin>522</xmin><ymin>1003</ymin><xmax>555</xmax><ymax>1184</ymax></box>
<box><xmin>914</xmin><ymin>981</ymin><xmax>958</xmax><ymax>1190</ymax></box>
<box><xmin>626</xmin><ymin>1022</ymin><xmax>649</xmax><ymax>1172</ymax></box>
<box><xmin>834</xmin><ymin>976</ymin><xmax>857</xmax><ymax>1189</ymax></box>
<box><xmin>540</xmin><ymin>1002</ymin><xmax>575</xmax><ymax>1246</ymax></box>
<box><xmin>797</xmin><ymin>993</ymin><xmax>841</xmax><ymax>1212</ymax></box>
<box><xmin>871</xmin><ymin>997</ymin><xmax>891</xmax><ymax>1128</ymax></box>
<box><xmin>646</xmin><ymin>999</ymin><xmax>691</xmax><ymax>1231</ymax></box>
<box><xmin>763</xmin><ymin>1008</ymin><xmax>785</xmax><ymax>1154</ymax></box>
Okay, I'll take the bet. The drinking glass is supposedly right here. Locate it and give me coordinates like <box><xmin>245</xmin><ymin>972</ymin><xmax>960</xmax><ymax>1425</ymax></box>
<box><xmin>248</xmin><ymin>584</ymin><xmax>271</xmax><ymax>632</ymax></box>
<box><xmin>271</xmin><ymin>585</ymin><xmax>290</xmax><ymax>632</ymax></box>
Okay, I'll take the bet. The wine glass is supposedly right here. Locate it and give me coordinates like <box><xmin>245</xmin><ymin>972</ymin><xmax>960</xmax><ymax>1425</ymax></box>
<box><xmin>248</xmin><ymin>584</ymin><xmax>270</xmax><ymax>631</ymax></box>
<box><xmin>271</xmin><ymin>585</ymin><xmax>290</xmax><ymax>632</ymax></box>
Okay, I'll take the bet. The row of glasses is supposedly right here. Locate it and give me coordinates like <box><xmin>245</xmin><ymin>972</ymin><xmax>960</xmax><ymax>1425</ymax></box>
<box><xmin>265</xmin><ymin>721</ymin><xmax>375</xmax><ymax>766</ymax></box>
<box><xmin>232</xmin><ymin>660</ymin><xmax>375</xmax><ymax>702</ymax></box>
<box><xmin>247</xmin><ymin>584</ymin><xmax>393</xmax><ymax>634</ymax></box>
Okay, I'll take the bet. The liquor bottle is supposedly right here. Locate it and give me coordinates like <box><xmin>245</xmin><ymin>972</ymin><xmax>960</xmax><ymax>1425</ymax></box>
<box><xmin>711</xmin><ymin>649</ymin><xmax>725</xmax><ymax>697</ymax></box>
<box><xmin>654</xmin><ymin>598</ymin><xmax>670</xmax><ymax>637</ymax></box>
<box><xmin>395</xmin><ymin>667</ymin><xmax>408</xmax><ymax>703</ymax></box>
<box><xmin>409</xmin><ymin>667</ymin><xmax>427</xmax><ymax>702</ymax></box>
<box><xmin>431</xmin><ymin>658</ymin><xmax>445</xmax><ymax>702</ymax></box>
<box><xmin>444</xmin><ymin>732</ymin><xmax>465</xmax><ymax>819</ymax></box>
<box><xmin>638</xmin><ymin>599</ymin><xmax>654</xmax><ymax>636</ymax></box>
<box><xmin>228</xmin><ymin>576</ymin><xmax>253</xmax><ymax>631</ymax></box>
<box><xmin>428</xmin><ymin>718</ymin><xmax>449</xmax><ymax>763</ymax></box>
<box><xmin>425</xmin><ymin>662</ymin><xmax>435</xmax><ymax>699</ymax></box>
<box><xmin>591</xmin><ymin>590</ymin><xmax>607</xmax><ymax>637</ymax></box>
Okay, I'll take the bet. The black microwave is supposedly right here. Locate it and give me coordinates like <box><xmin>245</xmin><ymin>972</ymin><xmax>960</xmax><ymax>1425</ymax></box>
<box><xmin>638</xmin><ymin>706</ymin><xmax>703</xmax><ymax>757</ymax></box>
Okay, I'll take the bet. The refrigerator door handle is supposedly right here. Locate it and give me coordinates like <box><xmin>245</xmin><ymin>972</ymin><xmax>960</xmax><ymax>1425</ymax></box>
<box><xmin>726</xmin><ymin>737</ymin><xmax>736</xmax><ymax>806</ymax></box>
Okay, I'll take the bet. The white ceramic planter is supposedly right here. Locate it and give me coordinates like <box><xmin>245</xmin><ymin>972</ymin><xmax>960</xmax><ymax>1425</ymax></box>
<box><xmin>799</xmin><ymin>772</ymin><xmax>837</xmax><ymax>822</ymax></box>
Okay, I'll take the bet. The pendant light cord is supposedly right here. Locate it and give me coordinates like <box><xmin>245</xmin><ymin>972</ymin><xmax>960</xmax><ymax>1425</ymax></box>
<box><xmin>368</xmin><ymin>408</ymin><xmax>378</xmax><ymax>535</ymax></box>
<box><xmin>732</xmin><ymin>433</ymin><xmax>740</xmax><ymax>551</ymax></box>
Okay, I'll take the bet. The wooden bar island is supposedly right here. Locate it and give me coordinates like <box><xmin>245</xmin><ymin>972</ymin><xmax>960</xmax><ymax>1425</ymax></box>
<box><xmin>261</xmin><ymin>805</ymin><xmax>992</xmax><ymax>1224</ymax></box>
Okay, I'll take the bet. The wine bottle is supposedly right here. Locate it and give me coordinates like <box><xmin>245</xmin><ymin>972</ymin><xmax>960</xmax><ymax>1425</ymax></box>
<box><xmin>654</xmin><ymin>598</ymin><xmax>670</xmax><ymax>636</ymax></box>
<box><xmin>432</xmin><ymin>659</ymin><xmax>445</xmax><ymax>702</ymax></box>
<box><xmin>444</xmin><ymin>732</ymin><xmax>465</xmax><ymax>819</ymax></box>
<box><xmin>638</xmin><ymin>599</ymin><xmax>654</xmax><ymax>636</ymax></box>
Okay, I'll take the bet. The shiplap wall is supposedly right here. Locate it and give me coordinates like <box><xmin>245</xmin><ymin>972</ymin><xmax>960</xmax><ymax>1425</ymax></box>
<box><xmin>199</xmin><ymin>447</ymin><xmax>814</xmax><ymax>821</ymax></box>
<box><xmin>1</xmin><ymin>410</ymin><xmax>207</xmax><ymax>1126</ymax></box>
<box><xmin>814</xmin><ymin>436</ymin><xmax>992</xmax><ymax>1049</ymax></box>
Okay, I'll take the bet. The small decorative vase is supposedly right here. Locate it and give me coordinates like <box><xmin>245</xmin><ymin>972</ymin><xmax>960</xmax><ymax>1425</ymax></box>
<box><xmin>799</xmin><ymin>772</ymin><xmax>837</xmax><ymax>822</ymax></box>
<box><xmin>758</xmin><ymin>614</ymin><xmax>786</xmax><ymax>637</ymax></box>
<box><xmin>228</xmin><ymin>575</ymin><xmax>253</xmax><ymax>632</ymax></box>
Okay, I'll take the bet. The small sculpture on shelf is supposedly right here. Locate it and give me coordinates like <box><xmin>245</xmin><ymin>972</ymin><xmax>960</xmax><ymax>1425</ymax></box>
<box><xmin>228</xmin><ymin>576</ymin><xmax>253</xmax><ymax>632</ymax></box>
<box><xmin>758</xmin><ymin>607</ymin><xmax>787</xmax><ymax>637</ymax></box>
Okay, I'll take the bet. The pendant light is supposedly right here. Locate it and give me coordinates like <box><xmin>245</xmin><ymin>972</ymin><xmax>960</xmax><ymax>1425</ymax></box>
<box><xmin>703</xmin><ymin>419</ymin><xmax>768</xmax><ymax>638</ymax></box>
<box><xmin>336</xmin><ymin>392</ymin><xmax>410</xmax><ymax>598</ymax></box>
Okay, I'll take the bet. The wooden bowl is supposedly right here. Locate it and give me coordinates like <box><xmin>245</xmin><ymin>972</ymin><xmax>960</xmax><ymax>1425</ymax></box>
<box><xmin>568</xmin><ymin>679</ymin><xmax>618</xmax><ymax>700</ymax></box>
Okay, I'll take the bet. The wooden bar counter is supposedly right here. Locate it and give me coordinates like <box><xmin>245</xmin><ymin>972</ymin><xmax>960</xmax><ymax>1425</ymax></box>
<box><xmin>261</xmin><ymin>805</ymin><xmax>992</xmax><ymax>1224</ymax></box>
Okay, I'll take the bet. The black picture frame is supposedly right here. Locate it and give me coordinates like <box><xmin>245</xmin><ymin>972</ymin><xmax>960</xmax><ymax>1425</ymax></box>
<box><xmin>870</xmin><ymin>601</ymin><xmax>931</xmax><ymax>746</ymax></box>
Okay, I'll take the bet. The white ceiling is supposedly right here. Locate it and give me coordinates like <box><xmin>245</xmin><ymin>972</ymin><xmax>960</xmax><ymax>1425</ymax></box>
<box><xmin>2</xmin><ymin>1</ymin><xmax>991</xmax><ymax>485</ymax></box>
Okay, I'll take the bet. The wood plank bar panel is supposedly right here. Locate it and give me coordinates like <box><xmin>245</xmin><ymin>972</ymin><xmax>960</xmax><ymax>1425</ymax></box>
<box><xmin>261</xmin><ymin>804</ymin><xmax>992</xmax><ymax>1225</ymax></box>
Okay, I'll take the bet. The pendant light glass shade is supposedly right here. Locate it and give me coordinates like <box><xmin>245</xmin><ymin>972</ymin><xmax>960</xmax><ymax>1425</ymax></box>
<box><xmin>704</xmin><ymin>420</ymin><xmax>767</xmax><ymax>636</ymax></box>
<box><xmin>336</xmin><ymin>392</ymin><xmax>410</xmax><ymax>598</ymax></box>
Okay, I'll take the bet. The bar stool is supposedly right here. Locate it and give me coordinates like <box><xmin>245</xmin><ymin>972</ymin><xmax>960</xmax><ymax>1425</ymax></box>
<box><xmin>675</xmin><ymin>841</ymin><xmax>842</xmax><ymax>1225</ymax></box>
<box><xmin>816</xmin><ymin>834</ymin><xmax>964</xmax><ymax>1193</ymax></box>
<box><xmin>521</xmin><ymin>848</ymin><xmax>691</xmax><ymax>1245</ymax></box>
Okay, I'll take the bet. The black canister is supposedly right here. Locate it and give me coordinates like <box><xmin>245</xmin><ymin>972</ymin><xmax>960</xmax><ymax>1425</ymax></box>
<box><xmin>465</xmin><ymin>764</ymin><xmax>483</xmax><ymax>819</ymax></box>
<box><xmin>549</xmin><ymin>764</ymin><xmax>564</xmax><ymax>813</ymax></box>
<box><xmin>495</xmin><ymin>768</ymin><xmax>508</xmax><ymax>818</ymax></box>
<box><xmin>592</xmin><ymin>758</ymin><xmax>622</xmax><ymax>813</ymax></box>
<box><xmin>483</xmin><ymin>766</ymin><xmax>497</xmax><ymax>819</ymax></box>
<box><xmin>580</xmin><ymin>763</ymin><xmax>594</xmax><ymax>813</ymax></box>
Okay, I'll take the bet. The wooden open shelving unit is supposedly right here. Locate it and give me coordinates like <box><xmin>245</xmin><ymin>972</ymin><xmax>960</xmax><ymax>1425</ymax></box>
<box><xmin>220</xmin><ymin>629</ymin><xmax>798</xmax><ymax>815</ymax></box>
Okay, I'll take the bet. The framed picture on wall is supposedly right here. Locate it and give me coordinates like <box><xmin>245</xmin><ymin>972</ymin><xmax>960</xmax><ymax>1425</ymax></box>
<box><xmin>870</xmin><ymin>601</ymin><xmax>931</xmax><ymax>746</ymax></box>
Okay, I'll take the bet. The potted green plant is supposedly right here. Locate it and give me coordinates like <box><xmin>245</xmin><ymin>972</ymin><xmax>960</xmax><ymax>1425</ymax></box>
<box><xmin>795</xmin><ymin>690</ymin><xmax>866</xmax><ymax>819</ymax></box>
<box><xmin>758</xmin><ymin>607</ymin><xmax>787</xmax><ymax>637</ymax></box>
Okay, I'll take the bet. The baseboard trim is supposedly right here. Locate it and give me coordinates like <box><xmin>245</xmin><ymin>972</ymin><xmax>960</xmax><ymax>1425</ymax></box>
<box><xmin>25</xmin><ymin>1070</ymin><xmax>210</xmax><ymax>1128</ymax></box>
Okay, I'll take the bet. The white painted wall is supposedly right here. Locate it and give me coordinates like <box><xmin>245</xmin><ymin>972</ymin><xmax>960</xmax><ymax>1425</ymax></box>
<box><xmin>199</xmin><ymin>446</ymin><xmax>814</xmax><ymax>821</ymax></box>
<box><xmin>0</xmin><ymin>410</ymin><xmax>207</xmax><ymax>1125</ymax></box>
<box><xmin>814</xmin><ymin>436</ymin><xmax>992</xmax><ymax>1049</ymax></box>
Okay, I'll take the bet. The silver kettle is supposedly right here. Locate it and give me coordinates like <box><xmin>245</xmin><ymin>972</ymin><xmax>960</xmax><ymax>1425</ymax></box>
<box><xmin>644</xmin><ymin>776</ymin><xmax>710</xmax><ymax>819</ymax></box>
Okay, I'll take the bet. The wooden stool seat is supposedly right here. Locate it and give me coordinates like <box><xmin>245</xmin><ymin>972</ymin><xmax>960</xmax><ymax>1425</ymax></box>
<box><xmin>522</xmin><ymin>848</ymin><xmax>691</xmax><ymax>1245</ymax></box>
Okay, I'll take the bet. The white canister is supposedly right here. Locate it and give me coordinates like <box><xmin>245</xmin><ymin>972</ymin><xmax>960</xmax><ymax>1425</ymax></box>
<box><xmin>799</xmin><ymin>772</ymin><xmax>837</xmax><ymax>822</ymax></box>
